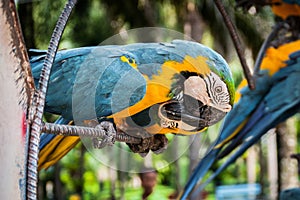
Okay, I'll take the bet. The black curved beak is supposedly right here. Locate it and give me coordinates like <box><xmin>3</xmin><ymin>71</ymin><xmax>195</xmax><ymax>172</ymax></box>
<box><xmin>159</xmin><ymin>95</ymin><xmax>226</xmax><ymax>131</ymax></box>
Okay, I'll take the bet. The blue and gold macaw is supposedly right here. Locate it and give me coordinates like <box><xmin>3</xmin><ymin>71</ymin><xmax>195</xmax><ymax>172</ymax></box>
<box><xmin>30</xmin><ymin>40</ymin><xmax>235</xmax><ymax>170</ymax></box>
<box><xmin>270</xmin><ymin>0</ymin><xmax>300</xmax><ymax>19</ymax></box>
<box><xmin>236</xmin><ymin>0</ymin><xmax>300</xmax><ymax>18</ymax></box>
<box><xmin>180</xmin><ymin>40</ymin><xmax>300</xmax><ymax>199</ymax></box>
<box><xmin>179</xmin><ymin>2</ymin><xmax>300</xmax><ymax>198</ymax></box>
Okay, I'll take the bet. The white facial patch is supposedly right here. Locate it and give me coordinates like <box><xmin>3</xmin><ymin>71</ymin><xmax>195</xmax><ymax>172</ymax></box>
<box><xmin>184</xmin><ymin>76</ymin><xmax>211</xmax><ymax>106</ymax></box>
<box><xmin>184</xmin><ymin>74</ymin><xmax>232</xmax><ymax>113</ymax></box>
<box><xmin>203</xmin><ymin>72</ymin><xmax>232</xmax><ymax>112</ymax></box>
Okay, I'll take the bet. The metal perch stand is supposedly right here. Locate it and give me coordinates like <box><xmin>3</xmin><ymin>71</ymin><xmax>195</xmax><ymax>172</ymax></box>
<box><xmin>42</xmin><ymin>122</ymin><xmax>142</xmax><ymax>144</ymax></box>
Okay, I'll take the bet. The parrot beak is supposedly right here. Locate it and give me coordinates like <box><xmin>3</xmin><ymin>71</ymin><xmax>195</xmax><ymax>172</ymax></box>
<box><xmin>158</xmin><ymin>99</ymin><xmax>226</xmax><ymax>132</ymax></box>
<box><xmin>182</xmin><ymin>94</ymin><xmax>227</xmax><ymax>129</ymax></box>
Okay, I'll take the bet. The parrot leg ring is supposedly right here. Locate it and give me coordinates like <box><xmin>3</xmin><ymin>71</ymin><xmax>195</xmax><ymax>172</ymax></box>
<box><xmin>92</xmin><ymin>121</ymin><xmax>116</xmax><ymax>148</ymax></box>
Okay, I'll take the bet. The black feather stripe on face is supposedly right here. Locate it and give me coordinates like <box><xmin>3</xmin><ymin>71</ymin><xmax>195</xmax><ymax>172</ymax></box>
<box><xmin>170</xmin><ymin>71</ymin><xmax>203</xmax><ymax>98</ymax></box>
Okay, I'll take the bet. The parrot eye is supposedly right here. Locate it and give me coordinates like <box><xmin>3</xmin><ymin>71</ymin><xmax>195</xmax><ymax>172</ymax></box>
<box><xmin>215</xmin><ymin>86</ymin><xmax>223</xmax><ymax>93</ymax></box>
<box><xmin>120</xmin><ymin>55</ymin><xmax>137</xmax><ymax>68</ymax></box>
<box><xmin>128</xmin><ymin>58</ymin><xmax>134</xmax><ymax>64</ymax></box>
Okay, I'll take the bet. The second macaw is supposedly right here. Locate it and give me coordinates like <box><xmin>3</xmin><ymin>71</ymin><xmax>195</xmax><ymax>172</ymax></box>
<box><xmin>179</xmin><ymin>32</ymin><xmax>300</xmax><ymax>200</ymax></box>
<box><xmin>30</xmin><ymin>40</ymin><xmax>235</xmax><ymax>170</ymax></box>
<box><xmin>179</xmin><ymin>1</ymin><xmax>300</xmax><ymax>198</ymax></box>
<box><xmin>236</xmin><ymin>0</ymin><xmax>300</xmax><ymax>19</ymax></box>
<box><xmin>270</xmin><ymin>0</ymin><xmax>300</xmax><ymax>19</ymax></box>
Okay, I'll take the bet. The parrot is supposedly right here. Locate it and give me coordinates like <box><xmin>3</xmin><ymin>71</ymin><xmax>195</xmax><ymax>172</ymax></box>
<box><xmin>179</xmin><ymin>6</ymin><xmax>300</xmax><ymax>199</ymax></box>
<box><xmin>279</xmin><ymin>188</ymin><xmax>300</xmax><ymax>200</ymax></box>
<box><xmin>29</xmin><ymin>40</ymin><xmax>235</xmax><ymax>170</ymax></box>
<box><xmin>236</xmin><ymin>0</ymin><xmax>300</xmax><ymax>20</ymax></box>
<box><xmin>270</xmin><ymin>0</ymin><xmax>300</xmax><ymax>19</ymax></box>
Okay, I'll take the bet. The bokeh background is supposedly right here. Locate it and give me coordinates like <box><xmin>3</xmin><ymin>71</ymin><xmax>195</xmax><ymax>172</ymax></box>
<box><xmin>16</xmin><ymin>0</ymin><xmax>300</xmax><ymax>199</ymax></box>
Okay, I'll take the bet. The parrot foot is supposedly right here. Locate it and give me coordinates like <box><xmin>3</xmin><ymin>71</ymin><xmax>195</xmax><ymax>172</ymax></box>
<box><xmin>127</xmin><ymin>134</ymin><xmax>168</xmax><ymax>157</ymax></box>
<box><xmin>151</xmin><ymin>134</ymin><xmax>168</xmax><ymax>154</ymax></box>
<box><xmin>92</xmin><ymin>121</ymin><xmax>116</xmax><ymax>149</ymax></box>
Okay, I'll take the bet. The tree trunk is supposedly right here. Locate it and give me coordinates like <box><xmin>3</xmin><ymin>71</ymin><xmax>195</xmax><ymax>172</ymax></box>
<box><xmin>17</xmin><ymin>1</ymin><xmax>36</xmax><ymax>49</ymax></box>
<box><xmin>118</xmin><ymin>144</ymin><xmax>128</xmax><ymax>200</ymax></box>
<box><xmin>143</xmin><ymin>153</ymin><xmax>153</xmax><ymax>168</ymax></box>
<box><xmin>277</xmin><ymin>119</ymin><xmax>299</xmax><ymax>191</ymax></box>
<box><xmin>78</xmin><ymin>144</ymin><xmax>85</xmax><ymax>198</ymax></box>
<box><xmin>258</xmin><ymin>140</ymin><xmax>267</xmax><ymax>199</ymax></box>
<box><xmin>184</xmin><ymin>1</ymin><xmax>204</xmax><ymax>41</ymax></box>
<box><xmin>109</xmin><ymin>166</ymin><xmax>117</xmax><ymax>200</ymax></box>
<box><xmin>246</xmin><ymin>146</ymin><xmax>257</xmax><ymax>184</ymax></box>
<box><xmin>54</xmin><ymin>164</ymin><xmax>63</xmax><ymax>200</ymax></box>
<box><xmin>173</xmin><ymin>137</ymin><xmax>181</xmax><ymax>192</ymax></box>
<box><xmin>267</xmin><ymin>130</ymin><xmax>278</xmax><ymax>200</ymax></box>
<box><xmin>188</xmin><ymin>134</ymin><xmax>202</xmax><ymax>175</ymax></box>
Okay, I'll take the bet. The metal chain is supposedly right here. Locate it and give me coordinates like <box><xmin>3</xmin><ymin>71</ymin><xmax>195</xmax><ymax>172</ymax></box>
<box><xmin>26</xmin><ymin>0</ymin><xmax>77</xmax><ymax>199</ymax></box>
<box><xmin>42</xmin><ymin>122</ymin><xmax>142</xmax><ymax>144</ymax></box>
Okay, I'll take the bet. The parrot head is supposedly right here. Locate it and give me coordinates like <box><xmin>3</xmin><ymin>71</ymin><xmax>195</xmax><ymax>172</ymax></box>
<box><xmin>158</xmin><ymin>69</ymin><xmax>233</xmax><ymax>132</ymax></box>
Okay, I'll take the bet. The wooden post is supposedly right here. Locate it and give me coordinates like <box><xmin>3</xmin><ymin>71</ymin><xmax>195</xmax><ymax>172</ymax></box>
<box><xmin>0</xmin><ymin>0</ymin><xmax>34</xmax><ymax>199</ymax></box>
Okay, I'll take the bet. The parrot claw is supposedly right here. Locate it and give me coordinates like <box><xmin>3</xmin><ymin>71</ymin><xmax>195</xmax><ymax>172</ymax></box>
<box><xmin>139</xmin><ymin>152</ymin><xmax>149</xmax><ymax>157</ymax></box>
<box><xmin>151</xmin><ymin>134</ymin><xmax>168</xmax><ymax>154</ymax></box>
<box><xmin>127</xmin><ymin>134</ymin><xmax>168</xmax><ymax>156</ymax></box>
<box><xmin>92</xmin><ymin>121</ymin><xmax>116</xmax><ymax>149</ymax></box>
